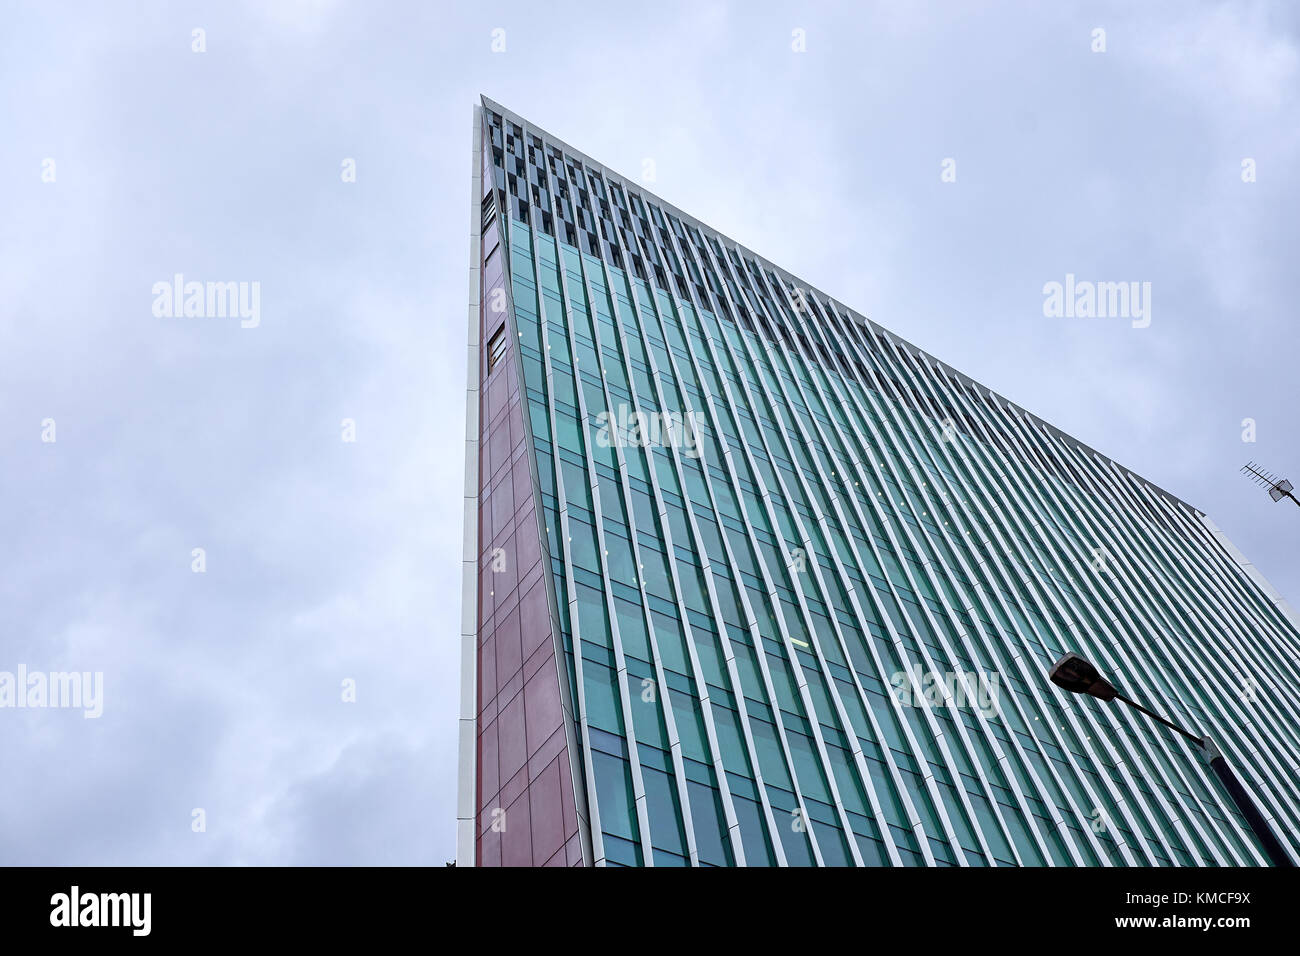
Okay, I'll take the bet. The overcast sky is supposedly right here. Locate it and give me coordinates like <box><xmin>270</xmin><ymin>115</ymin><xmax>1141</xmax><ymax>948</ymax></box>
<box><xmin>1</xmin><ymin>0</ymin><xmax>1296</xmax><ymax>865</ymax></box>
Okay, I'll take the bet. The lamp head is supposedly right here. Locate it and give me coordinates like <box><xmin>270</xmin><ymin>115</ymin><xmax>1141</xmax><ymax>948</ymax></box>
<box><xmin>1049</xmin><ymin>652</ymin><xmax>1118</xmax><ymax>702</ymax></box>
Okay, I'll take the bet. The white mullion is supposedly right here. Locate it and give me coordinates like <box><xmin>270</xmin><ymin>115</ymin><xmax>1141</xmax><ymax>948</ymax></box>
<box><xmin>1003</xmin><ymin>419</ymin><xmax>1284</xmax><ymax>864</ymax></box>
<box><xmin>875</xmin><ymin>333</ymin><xmax>1200</xmax><ymax>867</ymax></box>
<box><xmin>518</xmin><ymin>216</ymin><xmax>611</xmax><ymax>865</ymax></box>
<box><xmin>781</xmin><ymin>282</ymin><xmax>1118</xmax><ymax>868</ymax></box>
<box><xmin>662</xmin><ymin>228</ymin><xmax>877</xmax><ymax>864</ymax></box>
<box><xmin>615</xmin><ymin>233</ymin><xmax>828</xmax><ymax>866</ymax></box>
<box><xmin>796</xmin><ymin>296</ymin><xmax>1127</xmax><ymax>867</ymax></box>
<box><xmin>542</xmin><ymin>205</ymin><xmax>666</xmax><ymax>864</ymax></box>
<box><xmin>594</xmin><ymin>183</ymin><xmax>791</xmax><ymax>864</ymax></box>
<box><xmin>865</xmin><ymin>339</ymin><xmax>1172</xmax><ymax>867</ymax></box>
<box><xmin>835</xmin><ymin>315</ymin><xmax>1143</xmax><ymax>867</ymax></box>
<box><xmin>1049</xmin><ymin>437</ymin><xmax>1298</xmax><ymax>858</ymax></box>
<box><xmin>798</xmin><ymin>298</ymin><xmax>1108</xmax><ymax>867</ymax></box>
<box><xmin>683</xmin><ymin>250</ymin><xmax>922</xmax><ymax>866</ymax></box>
<box><xmin>726</xmin><ymin>266</ymin><xmax>1005</xmax><ymax>866</ymax></box>
<box><xmin>1132</xmin><ymin>480</ymin><xmax>1300</xmax><ymax>754</ymax></box>
<box><xmin>896</xmin><ymin>350</ymin><xmax>1222</xmax><ymax>866</ymax></box>
<box><xmin>569</xmin><ymin>173</ymin><xmax>747</xmax><ymax>867</ymax></box>
<box><xmin>934</xmin><ymin>375</ymin><xmax>1232</xmax><ymax>866</ymax></box>
<box><xmin>725</xmin><ymin>272</ymin><xmax>989</xmax><ymax>866</ymax></box>
<box><xmin>1050</xmin><ymin>440</ymin><xmax>1300</xmax><ymax>861</ymax></box>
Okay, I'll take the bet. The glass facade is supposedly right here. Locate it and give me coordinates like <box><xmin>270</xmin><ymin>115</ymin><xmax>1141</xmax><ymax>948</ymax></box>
<box><xmin>459</xmin><ymin>97</ymin><xmax>1300</xmax><ymax>867</ymax></box>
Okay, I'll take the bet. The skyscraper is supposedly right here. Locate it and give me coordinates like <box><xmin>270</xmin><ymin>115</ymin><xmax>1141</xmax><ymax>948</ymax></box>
<box><xmin>458</xmin><ymin>96</ymin><xmax>1300</xmax><ymax>867</ymax></box>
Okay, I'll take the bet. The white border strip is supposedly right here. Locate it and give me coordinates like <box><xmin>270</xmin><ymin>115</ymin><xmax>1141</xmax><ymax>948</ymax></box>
<box><xmin>455</xmin><ymin>104</ymin><xmax>485</xmax><ymax>867</ymax></box>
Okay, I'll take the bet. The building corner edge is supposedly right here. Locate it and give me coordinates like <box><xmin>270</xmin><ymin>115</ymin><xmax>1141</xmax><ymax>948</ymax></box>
<box><xmin>455</xmin><ymin>102</ymin><xmax>485</xmax><ymax>867</ymax></box>
<box><xmin>1199</xmin><ymin>513</ymin><xmax>1300</xmax><ymax>635</ymax></box>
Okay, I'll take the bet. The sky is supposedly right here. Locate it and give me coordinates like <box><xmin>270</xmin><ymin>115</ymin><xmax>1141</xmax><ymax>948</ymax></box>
<box><xmin>1</xmin><ymin>0</ymin><xmax>1296</xmax><ymax>865</ymax></box>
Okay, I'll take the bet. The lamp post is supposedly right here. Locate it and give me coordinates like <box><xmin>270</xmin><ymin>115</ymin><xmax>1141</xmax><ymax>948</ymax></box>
<box><xmin>1048</xmin><ymin>651</ymin><xmax>1294</xmax><ymax>867</ymax></box>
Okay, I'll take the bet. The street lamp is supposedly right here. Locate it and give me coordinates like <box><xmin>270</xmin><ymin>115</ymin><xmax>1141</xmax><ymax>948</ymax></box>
<box><xmin>1049</xmin><ymin>651</ymin><xmax>1295</xmax><ymax>867</ymax></box>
